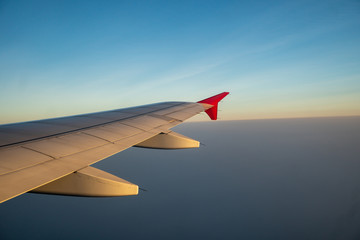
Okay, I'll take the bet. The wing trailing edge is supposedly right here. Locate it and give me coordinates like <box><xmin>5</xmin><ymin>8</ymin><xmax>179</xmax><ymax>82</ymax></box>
<box><xmin>198</xmin><ymin>92</ymin><xmax>229</xmax><ymax>120</ymax></box>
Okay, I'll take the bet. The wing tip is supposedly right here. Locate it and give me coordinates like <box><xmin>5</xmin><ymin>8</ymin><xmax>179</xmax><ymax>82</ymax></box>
<box><xmin>197</xmin><ymin>92</ymin><xmax>229</xmax><ymax>120</ymax></box>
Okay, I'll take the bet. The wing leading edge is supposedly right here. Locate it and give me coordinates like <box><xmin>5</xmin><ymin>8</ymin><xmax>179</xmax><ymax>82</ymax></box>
<box><xmin>0</xmin><ymin>92</ymin><xmax>229</xmax><ymax>203</ymax></box>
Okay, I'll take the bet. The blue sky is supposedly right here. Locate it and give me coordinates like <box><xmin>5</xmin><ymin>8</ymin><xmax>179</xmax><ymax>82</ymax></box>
<box><xmin>1</xmin><ymin>0</ymin><xmax>359</xmax><ymax>123</ymax></box>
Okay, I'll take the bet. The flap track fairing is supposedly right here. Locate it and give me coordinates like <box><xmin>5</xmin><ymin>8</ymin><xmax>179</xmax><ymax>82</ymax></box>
<box><xmin>31</xmin><ymin>166</ymin><xmax>138</xmax><ymax>197</ymax></box>
<box><xmin>135</xmin><ymin>131</ymin><xmax>200</xmax><ymax>149</ymax></box>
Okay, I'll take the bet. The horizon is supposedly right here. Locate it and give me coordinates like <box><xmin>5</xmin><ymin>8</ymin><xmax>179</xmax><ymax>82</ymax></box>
<box><xmin>1</xmin><ymin>104</ymin><xmax>359</xmax><ymax>125</ymax></box>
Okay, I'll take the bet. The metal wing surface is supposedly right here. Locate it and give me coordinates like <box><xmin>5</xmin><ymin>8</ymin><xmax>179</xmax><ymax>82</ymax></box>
<box><xmin>0</xmin><ymin>92</ymin><xmax>229</xmax><ymax>203</ymax></box>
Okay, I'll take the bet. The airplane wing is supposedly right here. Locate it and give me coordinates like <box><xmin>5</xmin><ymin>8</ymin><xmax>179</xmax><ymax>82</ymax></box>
<box><xmin>0</xmin><ymin>92</ymin><xmax>229</xmax><ymax>203</ymax></box>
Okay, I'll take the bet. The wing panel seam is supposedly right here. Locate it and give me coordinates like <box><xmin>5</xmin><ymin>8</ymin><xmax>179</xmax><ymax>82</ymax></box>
<box><xmin>21</xmin><ymin>146</ymin><xmax>56</xmax><ymax>160</ymax></box>
<box><xmin>81</xmin><ymin>132</ymin><xmax>114</xmax><ymax>143</ymax></box>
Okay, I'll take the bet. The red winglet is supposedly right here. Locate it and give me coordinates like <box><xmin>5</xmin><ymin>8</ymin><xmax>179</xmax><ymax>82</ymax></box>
<box><xmin>197</xmin><ymin>92</ymin><xmax>229</xmax><ymax>120</ymax></box>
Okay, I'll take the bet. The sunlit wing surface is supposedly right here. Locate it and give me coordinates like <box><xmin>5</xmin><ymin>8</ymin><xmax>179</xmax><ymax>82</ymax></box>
<box><xmin>0</xmin><ymin>92</ymin><xmax>229</xmax><ymax>203</ymax></box>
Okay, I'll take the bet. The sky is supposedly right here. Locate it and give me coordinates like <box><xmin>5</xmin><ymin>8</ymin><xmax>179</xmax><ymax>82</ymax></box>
<box><xmin>0</xmin><ymin>0</ymin><xmax>360</xmax><ymax>124</ymax></box>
